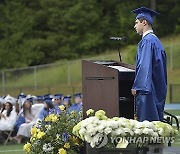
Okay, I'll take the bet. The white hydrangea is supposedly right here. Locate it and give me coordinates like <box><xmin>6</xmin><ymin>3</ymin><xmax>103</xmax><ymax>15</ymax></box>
<box><xmin>134</xmin><ymin>128</ymin><xmax>142</xmax><ymax>135</ymax></box>
<box><xmin>74</xmin><ymin>110</ymin><xmax>178</xmax><ymax>148</ymax></box>
<box><xmin>43</xmin><ymin>143</ymin><xmax>54</xmax><ymax>152</ymax></box>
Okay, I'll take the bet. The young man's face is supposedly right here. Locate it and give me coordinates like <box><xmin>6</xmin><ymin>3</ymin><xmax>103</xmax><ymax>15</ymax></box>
<box><xmin>53</xmin><ymin>98</ymin><xmax>61</xmax><ymax>105</ymax></box>
<box><xmin>74</xmin><ymin>97</ymin><xmax>82</xmax><ymax>104</ymax></box>
<box><xmin>134</xmin><ymin>19</ymin><xmax>144</xmax><ymax>35</ymax></box>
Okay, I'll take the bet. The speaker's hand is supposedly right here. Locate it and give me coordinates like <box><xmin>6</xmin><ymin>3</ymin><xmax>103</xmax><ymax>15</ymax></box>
<box><xmin>131</xmin><ymin>89</ymin><xmax>136</xmax><ymax>96</ymax></box>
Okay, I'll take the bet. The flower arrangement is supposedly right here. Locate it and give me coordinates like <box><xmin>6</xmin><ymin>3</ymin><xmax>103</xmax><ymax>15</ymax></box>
<box><xmin>23</xmin><ymin>105</ymin><xmax>83</xmax><ymax>154</ymax></box>
<box><xmin>73</xmin><ymin>109</ymin><xmax>178</xmax><ymax>149</ymax></box>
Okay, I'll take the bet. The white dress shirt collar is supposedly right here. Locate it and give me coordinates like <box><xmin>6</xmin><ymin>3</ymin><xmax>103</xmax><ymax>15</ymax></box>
<box><xmin>143</xmin><ymin>29</ymin><xmax>153</xmax><ymax>38</ymax></box>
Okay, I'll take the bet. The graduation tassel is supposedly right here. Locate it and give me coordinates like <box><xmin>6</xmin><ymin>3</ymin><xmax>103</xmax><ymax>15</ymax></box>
<box><xmin>134</xmin><ymin>96</ymin><xmax>138</xmax><ymax>120</ymax></box>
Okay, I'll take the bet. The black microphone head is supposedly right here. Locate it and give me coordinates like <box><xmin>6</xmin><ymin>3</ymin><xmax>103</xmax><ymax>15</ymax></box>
<box><xmin>110</xmin><ymin>36</ymin><xmax>128</xmax><ymax>42</ymax></box>
<box><xmin>120</xmin><ymin>36</ymin><xmax>128</xmax><ymax>42</ymax></box>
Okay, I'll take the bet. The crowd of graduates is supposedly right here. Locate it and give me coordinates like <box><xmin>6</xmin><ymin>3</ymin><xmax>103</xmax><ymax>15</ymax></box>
<box><xmin>0</xmin><ymin>92</ymin><xmax>83</xmax><ymax>144</ymax></box>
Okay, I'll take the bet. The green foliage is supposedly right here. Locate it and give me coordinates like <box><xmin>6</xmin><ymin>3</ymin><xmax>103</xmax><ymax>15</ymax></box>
<box><xmin>126</xmin><ymin>45</ymin><xmax>137</xmax><ymax>65</ymax></box>
<box><xmin>0</xmin><ymin>0</ymin><xmax>179</xmax><ymax>69</ymax></box>
<box><xmin>24</xmin><ymin>110</ymin><xmax>83</xmax><ymax>154</ymax></box>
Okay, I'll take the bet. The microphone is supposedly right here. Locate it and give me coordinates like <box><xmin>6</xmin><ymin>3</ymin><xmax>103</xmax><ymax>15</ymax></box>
<box><xmin>110</xmin><ymin>36</ymin><xmax>128</xmax><ymax>42</ymax></box>
<box><xmin>110</xmin><ymin>36</ymin><xmax>128</xmax><ymax>62</ymax></box>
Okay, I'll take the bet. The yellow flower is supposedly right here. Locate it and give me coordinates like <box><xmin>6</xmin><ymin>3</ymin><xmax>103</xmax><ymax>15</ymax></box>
<box><xmin>72</xmin><ymin>122</ymin><xmax>82</xmax><ymax>137</ymax></box>
<box><xmin>49</xmin><ymin>114</ymin><xmax>56</xmax><ymax>118</ymax></box>
<box><xmin>86</xmin><ymin>109</ymin><xmax>94</xmax><ymax>116</ymax></box>
<box><xmin>64</xmin><ymin>142</ymin><xmax>70</xmax><ymax>149</ymax></box>
<box><xmin>59</xmin><ymin>105</ymin><xmax>65</xmax><ymax>111</ymax></box>
<box><xmin>30</xmin><ymin>137</ymin><xmax>35</xmax><ymax>142</ymax></box>
<box><xmin>51</xmin><ymin>115</ymin><xmax>58</xmax><ymax>122</ymax></box>
<box><xmin>31</xmin><ymin>127</ymin><xmax>38</xmax><ymax>136</ymax></box>
<box><xmin>95</xmin><ymin>110</ymin><xmax>107</xmax><ymax>120</ymax></box>
<box><xmin>37</xmin><ymin>131</ymin><xmax>45</xmax><ymax>139</ymax></box>
<box><xmin>23</xmin><ymin>142</ymin><xmax>31</xmax><ymax>153</ymax></box>
<box><xmin>45</xmin><ymin>116</ymin><xmax>51</xmax><ymax>122</ymax></box>
<box><xmin>112</xmin><ymin>117</ymin><xmax>119</xmax><ymax>121</ymax></box>
<box><xmin>58</xmin><ymin>148</ymin><xmax>67</xmax><ymax>154</ymax></box>
<box><xmin>45</xmin><ymin>114</ymin><xmax>58</xmax><ymax>122</ymax></box>
<box><xmin>70</xmin><ymin>111</ymin><xmax>76</xmax><ymax>117</ymax></box>
<box><xmin>72</xmin><ymin>136</ymin><xmax>79</xmax><ymax>146</ymax></box>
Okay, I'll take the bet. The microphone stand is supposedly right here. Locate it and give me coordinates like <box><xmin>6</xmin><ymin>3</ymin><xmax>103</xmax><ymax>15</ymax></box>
<box><xmin>118</xmin><ymin>43</ymin><xmax>122</xmax><ymax>62</ymax></box>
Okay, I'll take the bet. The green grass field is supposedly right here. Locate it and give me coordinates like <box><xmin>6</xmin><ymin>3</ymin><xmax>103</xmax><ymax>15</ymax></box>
<box><xmin>0</xmin><ymin>144</ymin><xmax>24</xmax><ymax>154</ymax></box>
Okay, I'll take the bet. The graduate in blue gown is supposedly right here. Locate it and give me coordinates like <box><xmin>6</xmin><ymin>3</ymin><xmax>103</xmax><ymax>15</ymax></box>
<box><xmin>131</xmin><ymin>7</ymin><xmax>167</xmax><ymax>122</ymax></box>
<box><xmin>53</xmin><ymin>94</ymin><xmax>63</xmax><ymax>114</ymax></box>
<box><xmin>68</xmin><ymin>93</ymin><xmax>83</xmax><ymax>113</ymax></box>
<box><xmin>39</xmin><ymin>99</ymin><xmax>55</xmax><ymax>120</ymax></box>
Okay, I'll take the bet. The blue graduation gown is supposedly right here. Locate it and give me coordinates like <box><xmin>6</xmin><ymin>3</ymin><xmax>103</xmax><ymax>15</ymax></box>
<box><xmin>53</xmin><ymin>105</ymin><xmax>61</xmax><ymax>115</ymax></box>
<box><xmin>39</xmin><ymin>108</ymin><xmax>49</xmax><ymax>120</ymax></box>
<box><xmin>132</xmin><ymin>33</ymin><xmax>167</xmax><ymax>122</ymax></box>
<box><xmin>68</xmin><ymin>102</ymin><xmax>82</xmax><ymax>113</ymax></box>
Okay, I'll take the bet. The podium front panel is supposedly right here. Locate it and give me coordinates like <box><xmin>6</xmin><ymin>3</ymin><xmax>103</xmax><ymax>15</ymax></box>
<box><xmin>82</xmin><ymin>60</ymin><xmax>135</xmax><ymax>119</ymax></box>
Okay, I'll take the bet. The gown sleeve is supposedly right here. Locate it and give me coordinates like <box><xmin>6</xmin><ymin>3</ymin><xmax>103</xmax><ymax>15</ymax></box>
<box><xmin>132</xmin><ymin>39</ymin><xmax>153</xmax><ymax>93</ymax></box>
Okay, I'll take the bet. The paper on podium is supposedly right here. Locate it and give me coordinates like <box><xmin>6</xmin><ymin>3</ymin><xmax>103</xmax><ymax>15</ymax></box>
<box><xmin>108</xmin><ymin>65</ymin><xmax>134</xmax><ymax>72</ymax></box>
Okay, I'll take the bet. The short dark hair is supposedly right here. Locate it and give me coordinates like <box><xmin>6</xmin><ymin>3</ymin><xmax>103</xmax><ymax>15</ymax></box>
<box><xmin>138</xmin><ymin>18</ymin><xmax>152</xmax><ymax>26</ymax></box>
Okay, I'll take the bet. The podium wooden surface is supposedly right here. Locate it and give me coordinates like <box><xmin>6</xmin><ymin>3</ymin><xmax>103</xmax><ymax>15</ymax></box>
<box><xmin>82</xmin><ymin>60</ymin><xmax>135</xmax><ymax>119</ymax></box>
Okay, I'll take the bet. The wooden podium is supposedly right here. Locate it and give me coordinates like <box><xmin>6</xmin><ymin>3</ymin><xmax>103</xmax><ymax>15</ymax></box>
<box><xmin>82</xmin><ymin>60</ymin><xmax>135</xmax><ymax>119</ymax></box>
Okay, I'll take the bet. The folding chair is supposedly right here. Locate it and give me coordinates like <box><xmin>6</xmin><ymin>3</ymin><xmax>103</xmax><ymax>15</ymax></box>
<box><xmin>3</xmin><ymin>129</ymin><xmax>14</xmax><ymax>145</ymax></box>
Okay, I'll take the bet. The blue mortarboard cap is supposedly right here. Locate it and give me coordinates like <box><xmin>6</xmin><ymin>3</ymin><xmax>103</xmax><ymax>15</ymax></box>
<box><xmin>44</xmin><ymin>94</ymin><xmax>53</xmax><ymax>100</ymax></box>
<box><xmin>54</xmin><ymin>94</ymin><xmax>63</xmax><ymax>99</ymax></box>
<box><xmin>26</xmin><ymin>97</ymin><xmax>33</xmax><ymax>103</ymax></box>
<box><xmin>36</xmin><ymin>96</ymin><xmax>44</xmax><ymax>101</ymax></box>
<box><xmin>74</xmin><ymin>93</ymin><xmax>82</xmax><ymax>98</ymax></box>
<box><xmin>132</xmin><ymin>7</ymin><xmax>159</xmax><ymax>25</ymax></box>
<box><xmin>44</xmin><ymin>97</ymin><xmax>52</xmax><ymax>101</ymax></box>
<box><xmin>17</xmin><ymin>93</ymin><xmax>26</xmax><ymax>99</ymax></box>
<box><xmin>63</xmin><ymin>95</ymin><xmax>71</xmax><ymax>101</ymax></box>
<box><xmin>44</xmin><ymin>98</ymin><xmax>52</xmax><ymax>104</ymax></box>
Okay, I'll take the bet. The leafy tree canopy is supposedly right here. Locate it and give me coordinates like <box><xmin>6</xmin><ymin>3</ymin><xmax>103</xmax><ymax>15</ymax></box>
<box><xmin>0</xmin><ymin>0</ymin><xmax>179</xmax><ymax>68</ymax></box>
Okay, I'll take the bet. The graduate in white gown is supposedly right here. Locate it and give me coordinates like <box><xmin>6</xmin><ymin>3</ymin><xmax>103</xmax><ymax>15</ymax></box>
<box><xmin>12</xmin><ymin>98</ymin><xmax>43</xmax><ymax>143</ymax></box>
<box><xmin>0</xmin><ymin>101</ymin><xmax>17</xmax><ymax>131</ymax></box>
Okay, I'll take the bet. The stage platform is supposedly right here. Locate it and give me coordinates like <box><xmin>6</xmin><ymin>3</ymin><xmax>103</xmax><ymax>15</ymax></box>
<box><xmin>164</xmin><ymin>146</ymin><xmax>180</xmax><ymax>154</ymax></box>
<box><xmin>165</xmin><ymin>104</ymin><xmax>180</xmax><ymax>110</ymax></box>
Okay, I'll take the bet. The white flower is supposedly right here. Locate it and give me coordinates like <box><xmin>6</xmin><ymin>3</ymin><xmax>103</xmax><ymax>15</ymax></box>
<box><xmin>79</xmin><ymin>128</ymin><xmax>86</xmax><ymax>136</ymax></box>
<box><xmin>96</xmin><ymin>124</ymin><xmax>106</xmax><ymax>133</ymax></box>
<box><xmin>114</xmin><ymin>128</ymin><xmax>126</xmax><ymax>136</ymax></box>
<box><xmin>86</xmin><ymin>127</ymin><xmax>97</xmax><ymax>136</ymax></box>
<box><xmin>142</xmin><ymin>128</ymin><xmax>151</xmax><ymax>135</ymax></box>
<box><xmin>135</xmin><ymin>122</ymin><xmax>144</xmax><ymax>128</ymax></box>
<box><xmin>81</xmin><ymin>122</ymin><xmax>88</xmax><ymax>129</ymax></box>
<box><xmin>142</xmin><ymin>120</ymin><xmax>156</xmax><ymax>129</ymax></box>
<box><xmin>43</xmin><ymin>143</ymin><xmax>54</xmax><ymax>152</ymax></box>
<box><xmin>123</xmin><ymin>128</ymin><xmax>134</xmax><ymax>136</ymax></box>
<box><xmin>158</xmin><ymin>128</ymin><xmax>164</xmax><ymax>136</ymax></box>
<box><xmin>129</xmin><ymin>119</ymin><xmax>139</xmax><ymax>128</ymax></box>
<box><xmin>108</xmin><ymin>120</ymin><xmax>119</xmax><ymax>129</ymax></box>
<box><xmin>104</xmin><ymin>127</ymin><xmax>112</xmax><ymax>135</ymax></box>
<box><xmin>134</xmin><ymin>129</ymin><xmax>142</xmax><ymax>135</ymax></box>
<box><xmin>85</xmin><ymin>135</ymin><xmax>93</xmax><ymax>143</ymax></box>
